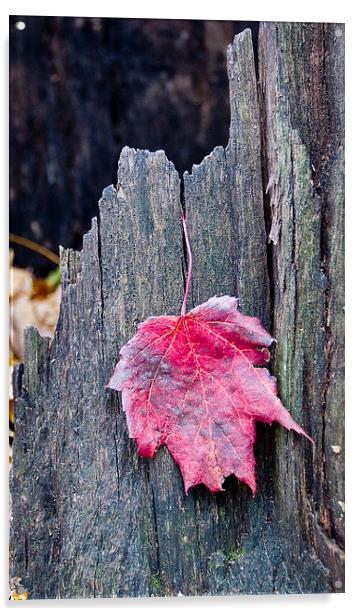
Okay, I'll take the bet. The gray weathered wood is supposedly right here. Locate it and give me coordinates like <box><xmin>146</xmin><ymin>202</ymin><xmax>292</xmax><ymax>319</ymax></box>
<box><xmin>10</xmin><ymin>24</ymin><xmax>344</xmax><ymax>598</ymax></box>
<box><xmin>258</xmin><ymin>22</ymin><xmax>345</xmax><ymax>588</ymax></box>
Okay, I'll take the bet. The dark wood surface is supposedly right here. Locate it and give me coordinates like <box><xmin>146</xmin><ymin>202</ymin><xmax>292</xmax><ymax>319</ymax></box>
<box><xmin>10</xmin><ymin>23</ymin><xmax>344</xmax><ymax>598</ymax></box>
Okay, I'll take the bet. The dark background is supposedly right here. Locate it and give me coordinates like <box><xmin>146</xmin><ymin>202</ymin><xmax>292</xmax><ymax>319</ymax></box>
<box><xmin>10</xmin><ymin>16</ymin><xmax>259</xmax><ymax>275</ymax></box>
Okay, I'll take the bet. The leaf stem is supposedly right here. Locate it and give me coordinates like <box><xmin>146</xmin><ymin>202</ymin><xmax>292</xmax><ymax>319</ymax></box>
<box><xmin>181</xmin><ymin>210</ymin><xmax>193</xmax><ymax>316</ymax></box>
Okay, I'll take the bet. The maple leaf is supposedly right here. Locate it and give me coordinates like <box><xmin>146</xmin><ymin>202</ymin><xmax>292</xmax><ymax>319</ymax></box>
<box><xmin>107</xmin><ymin>213</ymin><xmax>313</xmax><ymax>494</ymax></box>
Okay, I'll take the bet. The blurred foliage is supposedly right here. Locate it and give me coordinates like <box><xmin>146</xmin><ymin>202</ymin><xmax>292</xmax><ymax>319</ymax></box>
<box><xmin>9</xmin><ymin>247</ymin><xmax>61</xmax><ymax>461</ymax></box>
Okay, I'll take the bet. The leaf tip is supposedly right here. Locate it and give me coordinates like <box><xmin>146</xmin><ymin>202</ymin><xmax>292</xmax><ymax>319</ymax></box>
<box><xmin>239</xmin><ymin>476</ymin><xmax>256</xmax><ymax>497</ymax></box>
<box><xmin>307</xmin><ymin>433</ymin><xmax>315</xmax><ymax>447</ymax></box>
<box><xmin>288</xmin><ymin>423</ymin><xmax>315</xmax><ymax>447</ymax></box>
<box><xmin>105</xmin><ymin>377</ymin><xmax>116</xmax><ymax>391</ymax></box>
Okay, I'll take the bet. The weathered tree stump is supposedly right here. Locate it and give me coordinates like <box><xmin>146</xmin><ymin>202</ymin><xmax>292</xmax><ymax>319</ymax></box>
<box><xmin>10</xmin><ymin>22</ymin><xmax>344</xmax><ymax>598</ymax></box>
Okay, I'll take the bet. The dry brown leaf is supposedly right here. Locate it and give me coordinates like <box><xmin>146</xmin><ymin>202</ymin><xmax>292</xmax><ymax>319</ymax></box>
<box><xmin>10</xmin><ymin>267</ymin><xmax>61</xmax><ymax>358</ymax></box>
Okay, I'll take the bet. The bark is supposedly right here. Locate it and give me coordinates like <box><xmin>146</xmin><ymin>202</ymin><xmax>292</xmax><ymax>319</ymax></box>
<box><xmin>10</xmin><ymin>23</ymin><xmax>344</xmax><ymax>598</ymax></box>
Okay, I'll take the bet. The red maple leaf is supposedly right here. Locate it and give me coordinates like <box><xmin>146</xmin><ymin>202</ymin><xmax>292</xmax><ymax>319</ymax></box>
<box><xmin>107</xmin><ymin>213</ymin><xmax>313</xmax><ymax>494</ymax></box>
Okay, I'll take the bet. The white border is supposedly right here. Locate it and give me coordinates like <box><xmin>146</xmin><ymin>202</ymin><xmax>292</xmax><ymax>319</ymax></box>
<box><xmin>3</xmin><ymin>0</ymin><xmax>350</xmax><ymax>22</ymax></box>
